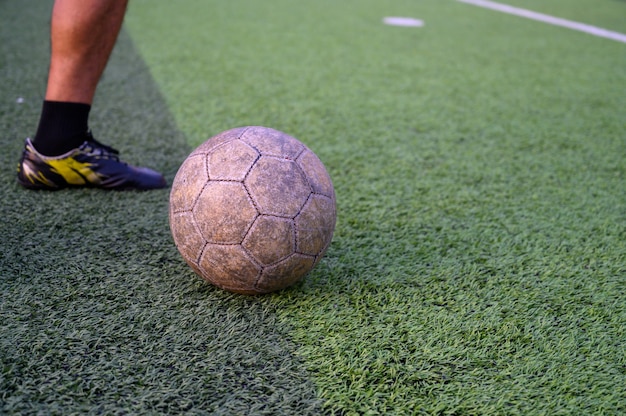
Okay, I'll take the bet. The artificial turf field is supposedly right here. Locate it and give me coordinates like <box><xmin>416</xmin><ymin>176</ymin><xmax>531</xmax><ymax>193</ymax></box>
<box><xmin>1</xmin><ymin>0</ymin><xmax>625</xmax><ymax>414</ymax></box>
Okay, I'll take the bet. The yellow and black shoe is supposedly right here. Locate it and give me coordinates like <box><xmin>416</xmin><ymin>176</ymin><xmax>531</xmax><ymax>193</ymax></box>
<box><xmin>17</xmin><ymin>132</ymin><xmax>167</xmax><ymax>190</ymax></box>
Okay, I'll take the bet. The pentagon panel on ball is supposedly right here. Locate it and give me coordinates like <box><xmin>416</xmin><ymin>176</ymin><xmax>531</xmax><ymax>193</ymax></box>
<box><xmin>169</xmin><ymin>126</ymin><xmax>336</xmax><ymax>295</ymax></box>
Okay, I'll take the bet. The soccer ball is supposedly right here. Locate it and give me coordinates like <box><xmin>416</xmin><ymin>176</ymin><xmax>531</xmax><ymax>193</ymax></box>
<box><xmin>169</xmin><ymin>126</ymin><xmax>336</xmax><ymax>294</ymax></box>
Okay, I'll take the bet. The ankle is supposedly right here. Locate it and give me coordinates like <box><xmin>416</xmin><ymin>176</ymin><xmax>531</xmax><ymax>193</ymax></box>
<box><xmin>32</xmin><ymin>101</ymin><xmax>91</xmax><ymax>156</ymax></box>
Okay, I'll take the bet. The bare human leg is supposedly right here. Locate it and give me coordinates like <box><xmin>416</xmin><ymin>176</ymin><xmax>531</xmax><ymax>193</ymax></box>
<box><xmin>46</xmin><ymin>0</ymin><xmax>129</xmax><ymax>104</ymax></box>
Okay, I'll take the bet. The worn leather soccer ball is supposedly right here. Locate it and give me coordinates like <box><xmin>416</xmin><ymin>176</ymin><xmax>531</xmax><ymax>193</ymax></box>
<box><xmin>169</xmin><ymin>126</ymin><xmax>336</xmax><ymax>294</ymax></box>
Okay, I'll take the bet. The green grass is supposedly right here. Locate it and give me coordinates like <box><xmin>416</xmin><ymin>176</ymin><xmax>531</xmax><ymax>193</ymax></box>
<box><xmin>2</xmin><ymin>0</ymin><xmax>625</xmax><ymax>414</ymax></box>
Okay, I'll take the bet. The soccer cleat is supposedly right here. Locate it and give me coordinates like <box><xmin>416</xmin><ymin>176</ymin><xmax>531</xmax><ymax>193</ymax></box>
<box><xmin>17</xmin><ymin>132</ymin><xmax>167</xmax><ymax>190</ymax></box>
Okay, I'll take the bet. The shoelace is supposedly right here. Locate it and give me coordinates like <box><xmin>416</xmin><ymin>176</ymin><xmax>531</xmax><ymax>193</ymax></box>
<box><xmin>83</xmin><ymin>131</ymin><xmax>121</xmax><ymax>161</ymax></box>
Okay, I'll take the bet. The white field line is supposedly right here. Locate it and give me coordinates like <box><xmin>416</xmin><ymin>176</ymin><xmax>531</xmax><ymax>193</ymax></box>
<box><xmin>457</xmin><ymin>0</ymin><xmax>626</xmax><ymax>44</ymax></box>
<box><xmin>383</xmin><ymin>17</ymin><xmax>424</xmax><ymax>27</ymax></box>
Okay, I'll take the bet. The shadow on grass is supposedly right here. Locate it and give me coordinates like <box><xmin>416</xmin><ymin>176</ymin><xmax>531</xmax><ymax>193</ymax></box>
<box><xmin>0</xmin><ymin>3</ymin><xmax>322</xmax><ymax>414</ymax></box>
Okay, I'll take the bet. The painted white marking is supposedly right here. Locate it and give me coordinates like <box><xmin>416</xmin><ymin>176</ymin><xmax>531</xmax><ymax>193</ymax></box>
<box><xmin>383</xmin><ymin>17</ymin><xmax>424</xmax><ymax>27</ymax></box>
<box><xmin>457</xmin><ymin>0</ymin><xmax>626</xmax><ymax>44</ymax></box>
<box><xmin>16</xmin><ymin>97</ymin><xmax>24</xmax><ymax>104</ymax></box>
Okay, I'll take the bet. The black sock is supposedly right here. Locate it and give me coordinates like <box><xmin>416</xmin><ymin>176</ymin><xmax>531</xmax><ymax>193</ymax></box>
<box><xmin>32</xmin><ymin>100</ymin><xmax>91</xmax><ymax>156</ymax></box>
